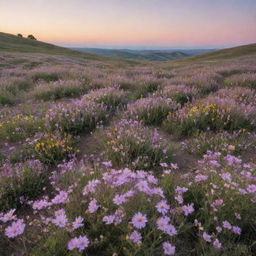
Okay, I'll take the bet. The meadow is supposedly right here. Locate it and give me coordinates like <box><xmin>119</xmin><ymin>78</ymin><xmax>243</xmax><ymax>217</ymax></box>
<box><xmin>0</xmin><ymin>34</ymin><xmax>256</xmax><ymax>256</ymax></box>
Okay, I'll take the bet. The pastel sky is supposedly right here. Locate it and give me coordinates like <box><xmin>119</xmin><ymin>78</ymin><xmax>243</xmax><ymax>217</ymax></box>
<box><xmin>0</xmin><ymin>0</ymin><xmax>256</xmax><ymax>49</ymax></box>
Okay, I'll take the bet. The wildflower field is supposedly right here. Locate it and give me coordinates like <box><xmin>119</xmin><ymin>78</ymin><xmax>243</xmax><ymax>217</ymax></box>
<box><xmin>0</xmin><ymin>42</ymin><xmax>256</xmax><ymax>256</ymax></box>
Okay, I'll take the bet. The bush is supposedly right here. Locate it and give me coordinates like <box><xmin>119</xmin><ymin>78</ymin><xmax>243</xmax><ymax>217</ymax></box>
<box><xmin>224</xmin><ymin>73</ymin><xmax>256</xmax><ymax>89</ymax></box>
<box><xmin>0</xmin><ymin>114</ymin><xmax>44</xmax><ymax>142</ymax></box>
<box><xmin>32</xmin><ymin>80</ymin><xmax>97</xmax><ymax>101</ymax></box>
<box><xmin>0</xmin><ymin>160</ymin><xmax>47</xmax><ymax>211</ymax></box>
<box><xmin>29</xmin><ymin>132</ymin><xmax>75</xmax><ymax>165</ymax></box>
<box><xmin>164</xmin><ymin>97</ymin><xmax>256</xmax><ymax>137</ymax></box>
<box><xmin>32</xmin><ymin>72</ymin><xmax>59</xmax><ymax>82</ymax></box>
<box><xmin>105</xmin><ymin>119</ymin><xmax>173</xmax><ymax>170</ymax></box>
<box><xmin>159</xmin><ymin>85</ymin><xmax>199</xmax><ymax>105</ymax></box>
<box><xmin>125</xmin><ymin>97</ymin><xmax>178</xmax><ymax>126</ymax></box>
<box><xmin>82</xmin><ymin>87</ymin><xmax>128</xmax><ymax>110</ymax></box>
<box><xmin>45</xmin><ymin>100</ymin><xmax>108</xmax><ymax>136</ymax></box>
<box><xmin>0</xmin><ymin>93</ymin><xmax>15</xmax><ymax>105</ymax></box>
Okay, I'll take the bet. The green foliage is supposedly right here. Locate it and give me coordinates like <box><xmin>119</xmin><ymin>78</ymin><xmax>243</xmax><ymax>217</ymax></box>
<box><xmin>0</xmin><ymin>161</ymin><xmax>48</xmax><ymax>211</ymax></box>
<box><xmin>32</xmin><ymin>72</ymin><xmax>59</xmax><ymax>82</ymax></box>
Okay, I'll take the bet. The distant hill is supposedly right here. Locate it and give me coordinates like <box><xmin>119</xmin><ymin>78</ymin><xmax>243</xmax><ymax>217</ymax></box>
<box><xmin>178</xmin><ymin>43</ymin><xmax>256</xmax><ymax>62</ymax></box>
<box><xmin>71</xmin><ymin>48</ymin><xmax>216</xmax><ymax>61</ymax></box>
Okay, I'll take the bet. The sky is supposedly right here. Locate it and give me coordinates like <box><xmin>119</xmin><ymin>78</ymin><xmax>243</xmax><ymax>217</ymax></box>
<box><xmin>0</xmin><ymin>0</ymin><xmax>256</xmax><ymax>49</ymax></box>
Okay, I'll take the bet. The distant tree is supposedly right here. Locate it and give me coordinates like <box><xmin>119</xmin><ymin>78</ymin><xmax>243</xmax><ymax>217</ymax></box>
<box><xmin>27</xmin><ymin>34</ymin><xmax>37</xmax><ymax>40</ymax></box>
<box><xmin>17</xmin><ymin>33</ymin><xmax>23</xmax><ymax>37</ymax></box>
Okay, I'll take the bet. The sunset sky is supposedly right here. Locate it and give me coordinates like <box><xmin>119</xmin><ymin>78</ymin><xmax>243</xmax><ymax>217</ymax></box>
<box><xmin>1</xmin><ymin>0</ymin><xmax>256</xmax><ymax>49</ymax></box>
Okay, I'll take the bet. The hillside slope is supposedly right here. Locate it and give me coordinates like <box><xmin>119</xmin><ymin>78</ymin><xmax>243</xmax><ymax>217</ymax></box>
<box><xmin>0</xmin><ymin>32</ymin><xmax>111</xmax><ymax>61</ymax></box>
<box><xmin>179</xmin><ymin>43</ymin><xmax>256</xmax><ymax>62</ymax></box>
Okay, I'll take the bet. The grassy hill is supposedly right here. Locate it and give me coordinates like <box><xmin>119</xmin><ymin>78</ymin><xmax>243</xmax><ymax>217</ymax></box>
<box><xmin>0</xmin><ymin>32</ymin><xmax>112</xmax><ymax>61</ymax></box>
<box><xmin>179</xmin><ymin>43</ymin><xmax>256</xmax><ymax>62</ymax></box>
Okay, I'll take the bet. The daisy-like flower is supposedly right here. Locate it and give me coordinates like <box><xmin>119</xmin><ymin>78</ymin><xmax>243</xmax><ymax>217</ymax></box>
<box><xmin>163</xmin><ymin>242</ymin><xmax>175</xmax><ymax>255</ymax></box>
<box><xmin>88</xmin><ymin>199</ymin><xmax>99</xmax><ymax>213</ymax></box>
<box><xmin>156</xmin><ymin>200</ymin><xmax>170</xmax><ymax>215</ymax></box>
<box><xmin>165</xmin><ymin>224</ymin><xmax>177</xmax><ymax>236</ymax></box>
<box><xmin>129</xmin><ymin>230</ymin><xmax>142</xmax><ymax>243</ymax></box>
<box><xmin>102</xmin><ymin>215</ymin><xmax>115</xmax><ymax>224</ymax></box>
<box><xmin>182</xmin><ymin>203</ymin><xmax>194</xmax><ymax>216</ymax></box>
<box><xmin>132</xmin><ymin>212</ymin><xmax>147</xmax><ymax>229</ymax></box>
<box><xmin>156</xmin><ymin>216</ymin><xmax>170</xmax><ymax>231</ymax></box>
<box><xmin>0</xmin><ymin>209</ymin><xmax>16</xmax><ymax>223</ymax></box>
<box><xmin>222</xmin><ymin>220</ymin><xmax>232</xmax><ymax>230</ymax></box>
<box><xmin>232</xmin><ymin>226</ymin><xmax>241</xmax><ymax>235</ymax></box>
<box><xmin>5</xmin><ymin>219</ymin><xmax>25</xmax><ymax>238</ymax></box>
<box><xmin>68</xmin><ymin>235</ymin><xmax>89</xmax><ymax>251</ymax></box>
<box><xmin>72</xmin><ymin>216</ymin><xmax>84</xmax><ymax>230</ymax></box>
<box><xmin>202</xmin><ymin>232</ymin><xmax>212</xmax><ymax>242</ymax></box>
<box><xmin>213</xmin><ymin>238</ymin><xmax>222</xmax><ymax>249</ymax></box>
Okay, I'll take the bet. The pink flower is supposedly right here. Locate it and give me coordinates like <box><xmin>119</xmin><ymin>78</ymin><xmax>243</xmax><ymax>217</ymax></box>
<box><xmin>182</xmin><ymin>203</ymin><xmax>194</xmax><ymax>216</ymax></box>
<box><xmin>51</xmin><ymin>191</ymin><xmax>68</xmax><ymax>204</ymax></box>
<box><xmin>165</xmin><ymin>224</ymin><xmax>177</xmax><ymax>236</ymax></box>
<box><xmin>72</xmin><ymin>216</ymin><xmax>84</xmax><ymax>230</ymax></box>
<box><xmin>156</xmin><ymin>200</ymin><xmax>170</xmax><ymax>215</ymax></box>
<box><xmin>203</xmin><ymin>232</ymin><xmax>212</xmax><ymax>242</ymax></box>
<box><xmin>5</xmin><ymin>219</ymin><xmax>25</xmax><ymax>238</ymax></box>
<box><xmin>68</xmin><ymin>235</ymin><xmax>89</xmax><ymax>251</ymax></box>
<box><xmin>113</xmin><ymin>194</ymin><xmax>127</xmax><ymax>205</ymax></box>
<box><xmin>132</xmin><ymin>212</ymin><xmax>147</xmax><ymax>229</ymax></box>
<box><xmin>222</xmin><ymin>220</ymin><xmax>232</xmax><ymax>230</ymax></box>
<box><xmin>0</xmin><ymin>209</ymin><xmax>16</xmax><ymax>223</ymax></box>
<box><xmin>163</xmin><ymin>242</ymin><xmax>175</xmax><ymax>255</ymax></box>
<box><xmin>129</xmin><ymin>230</ymin><xmax>142</xmax><ymax>243</ymax></box>
<box><xmin>88</xmin><ymin>199</ymin><xmax>99</xmax><ymax>213</ymax></box>
<box><xmin>175</xmin><ymin>186</ymin><xmax>188</xmax><ymax>194</ymax></box>
<box><xmin>195</xmin><ymin>174</ymin><xmax>208</xmax><ymax>182</ymax></box>
<box><xmin>156</xmin><ymin>216</ymin><xmax>170</xmax><ymax>231</ymax></box>
<box><xmin>213</xmin><ymin>238</ymin><xmax>222</xmax><ymax>249</ymax></box>
<box><xmin>247</xmin><ymin>184</ymin><xmax>256</xmax><ymax>194</ymax></box>
<box><xmin>52</xmin><ymin>209</ymin><xmax>68</xmax><ymax>228</ymax></box>
<box><xmin>102</xmin><ymin>215</ymin><xmax>115</xmax><ymax>224</ymax></box>
<box><xmin>232</xmin><ymin>226</ymin><xmax>241</xmax><ymax>235</ymax></box>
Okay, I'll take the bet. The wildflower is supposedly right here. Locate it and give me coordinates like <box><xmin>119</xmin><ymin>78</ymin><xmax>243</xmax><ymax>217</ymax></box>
<box><xmin>165</xmin><ymin>224</ymin><xmax>177</xmax><ymax>236</ymax></box>
<box><xmin>175</xmin><ymin>194</ymin><xmax>183</xmax><ymax>204</ymax></box>
<box><xmin>129</xmin><ymin>230</ymin><xmax>142</xmax><ymax>243</ymax></box>
<box><xmin>175</xmin><ymin>186</ymin><xmax>188</xmax><ymax>194</ymax></box>
<box><xmin>32</xmin><ymin>199</ymin><xmax>49</xmax><ymax>210</ymax></box>
<box><xmin>195</xmin><ymin>174</ymin><xmax>208</xmax><ymax>182</ymax></box>
<box><xmin>213</xmin><ymin>238</ymin><xmax>222</xmax><ymax>249</ymax></box>
<box><xmin>113</xmin><ymin>194</ymin><xmax>127</xmax><ymax>205</ymax></box>
<box><xmin>216</xmin><ymin>226</ymin><xmax>222</xmax><ymax>233</ymax></box>
<box><xmin>88</xmin><ymin>199</ymin><xmax>99</xmax><ymax>213</ymax></box>
<box><xmin>156</xmin><ymin>200</ymin><xmax>170</xmax><ymax>215</ymax></box>
<box><xmin>5</xmin><ymin>219</ymin><xmax>25</xmax><ymax>238</ymax></box>
<box><xmin>72</xmin><ymin>216</ymin><xmax>84</xmax><ymax>230</ymax></box>
<box><xmin>247</xmin><ymin>184</ymin><xmax>256</xmax><ymax>194</ymax></box>
<box><xmin>132</xmin><ymin>212</ymin><xmax>147</xmax><ymax>229</ymax></box>
<box><xmin>51</xmin><ymin>191</ymin><xmax>68</xmax><ymax>204</ymax></box>
<box><xmin>156</xmin><ymin>216</ymin><xmax>170</xmax><ymax>231</ymax></box>
<box><xmin>68</xmin><ymin>235</ymin><xmax>89</xmax><ymax>251</ymax></box>
<box><xmin>52</xmin><ymin>209</ymin><xmax>68</xmax><ymax>228</ymax></box>
<box><xmin>221</xmin><ymin>172</ymin><xmax>232</xmax><ymax>182</ymax></box>
<box><xmin>203</xmin><ymin>232</ymin><xmax>212</xmax><ymax>242</ymax></box>
<box><xmin>232</xmin><ymin>226</ymin><xmax>241</xmax><ymax>235</ymax></box>
<box><xmin>162</xmin><ymin>242</ymin><xmax>175</xmax><ymax>255</ymax></box>
<box><xmin>103</xmin><ymin>215</ymin><xmax>115</xmax><ymax>224</ymax></box>
<box><xmin>182</xmin><ymin>203</ymin><xmax>194</xmax><ymax>216</ymax></box>
<box><xmin>0</xmin><ymin>209</ymin><xmax>16</xmax><ymax>223</ymax></box>
<box><xmin>222</xmin><ymin>221</ymin><xmax>232</xmax><ymax>230</ymax></box>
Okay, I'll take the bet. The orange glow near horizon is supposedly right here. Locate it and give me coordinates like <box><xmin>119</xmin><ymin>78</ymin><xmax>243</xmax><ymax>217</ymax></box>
<box><xmin>1</xmin><ymin>0</ymin><xmax>255</xmax><ymax>48</ymax></box>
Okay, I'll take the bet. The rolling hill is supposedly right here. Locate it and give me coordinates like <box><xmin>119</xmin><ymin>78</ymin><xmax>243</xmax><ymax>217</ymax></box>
<box><xmin>0</xmin><ymin>32</ymin><xmax>110</xmax><ymax>61</ymax></box>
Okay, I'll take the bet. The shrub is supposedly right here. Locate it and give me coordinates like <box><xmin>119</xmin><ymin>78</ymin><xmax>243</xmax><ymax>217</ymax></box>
<box><xmin>181</xmin><ymin>131</ymin><xmax>256</xmax><ymax>157</ymax></box>
<box><xmin>82</xmin><ymin>86</ymin><xmax>128</xmax><ymax>110</ymax></box>
<box><xmin>0</xmin><ymin>93</ymin><xmax>15</xmax><ymax>105</ymax></box>
<box><xmin>164</xmin><ymin>97</ymin><xmax>256</xmax><ymax>137</ymax></box>
<box><xmin>125</xmin><ymin>97</ymin><xmax>178</xmax><ymax>126</ymax></box>
<box><xmin>0</xmin><ymin>114</ymin><xmax>44</xmax><ymax>142</ymax></box>
<box><xmin>0</xmin><ymin>160</ymin><xmax>47</xmax><ymax>211</ymax></box>
<box><xmin>132</xmin><ymin>80</ymin><xmax>161</xmax><ymax>99</ymax></box>
<box><xmin>29</xmin><ymin>132</ymin><xmax>75</xmax><ymax>165</ymax></box>
<box><xmin>224</xmin><ymin>73</ymin><xmax>256</xmax><ymax>89</ymax></box>
<box><xmin>105</xmin><ymin>119</ymin><xmax>173</xmax><ymax>170</ymax></box>
<box><xmin>32</xmin><ymin>80</ymin><xmax>97</xmax><ymax>101</ymax></box>
<box><xmin>45</xmin><ymin>100</ymin><xmax>108</xmax><ymax>136</ymax></box>
<box><xmin>32</xmin><ymin>72</ymin><xmax>59</xmax><ymax>82</ymax></box>
<box><xmin>5</xmin><ymin>80</ymin><xmax>33</xmax><ymax>95</ymax></box>
<box><xmin>159</xmin><ymin>84</ymin><xmax>199</xmax><ymax>105</ymax></box>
